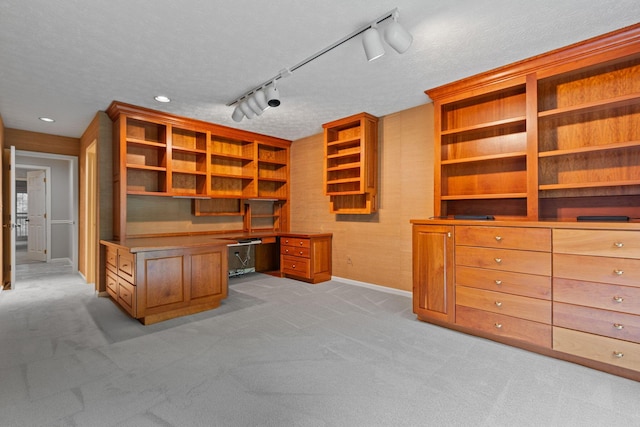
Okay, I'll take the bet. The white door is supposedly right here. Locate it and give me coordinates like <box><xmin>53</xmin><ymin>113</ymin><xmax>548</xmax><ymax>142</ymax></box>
<box><xmin>9</xmin><ymin>146</ymin><xmax>16</xmax><ymax>285</ymax></box>
<box><xmin>27</xmin><ymin>170</ymin><xmax>47</xmax><ymax>262</ymax></box>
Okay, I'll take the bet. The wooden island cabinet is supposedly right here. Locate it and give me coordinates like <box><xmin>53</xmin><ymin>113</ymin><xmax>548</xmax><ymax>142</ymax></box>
<box><xmin>413</xmin><ymin>25</ymin><xmax>640</xmax><ymax>381</ymax></box>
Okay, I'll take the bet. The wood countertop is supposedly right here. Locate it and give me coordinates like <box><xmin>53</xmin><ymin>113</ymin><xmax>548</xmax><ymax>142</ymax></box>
<box><xmin>101</xmin><ymin>231</ymin><xmax>333</xmax><ymax>253</ymax></box>
<box><xmin>410</xmin><ymin>218</ymin><xmax>640</xmax><ymax>230</ymax></box>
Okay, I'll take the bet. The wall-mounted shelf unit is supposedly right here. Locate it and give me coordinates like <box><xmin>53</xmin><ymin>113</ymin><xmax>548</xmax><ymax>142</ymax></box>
<box><xmin>427</xmin><ymin>24</ymin><xmax>640</xmax><ymax>221</ymax></box>
<box><xmin>107</xmin><ymin>101</ymin><xmax>291</xmax><ymax>239</ymax></box>
<box><xmin>323</xmin><ymin>112</ymin><xmax>378</xmax><ymax>214</ymax></box>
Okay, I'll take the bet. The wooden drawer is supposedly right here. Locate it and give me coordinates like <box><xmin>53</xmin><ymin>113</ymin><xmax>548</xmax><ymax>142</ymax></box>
<box><xmin>456</xmin><ymin>305</ymin><xmax>551</xmax><ymax>348</ymax></box>
<box><xmin>553</xmin><ymin>278</ymin><xmax>640</xmax><ymax>315</ymax></box>
<box><xmin>281</xmin><ymin>255</ymin><xmax>310</xmax><ymax>279</ymax></box>
<box><xmin>455</xmin><ymin>265</ymin><xmax>551</xmax><ymax>300</ymax></box>
<box><xmin>105</xmin><ymin>269</ymin><xmax>118</xmax><ymax>300</ymax></box>
<box><xmin>554</xmin><ymin>229</ymin><xmax>640</xmax><ymax>258</ymax></box>
<box><xmin>456</xmin><ymin>246</ymin><xmax>551</xmax><ymax>276</ymax></box>
<box><xmin>117</xmin><ymin>277</ymin><xmax>136</xmax><ymax>317</ymax></box>
<box><xmin>117</xmin><ymin>250</ymin><xmax>135</xmax><ymax>283</ymax></box>
<box><xmin>280</xmin><ymin>245</ymin><xmax>310</xmax><ymax>258</ymax></box>
<box><xmin>456</xmin><ymin>226</ymin><xmax>551</xmax><ymax>251</ymax></box>
<box><xmin>553</xmin><ymin>254</ymin><xmax>640</xmax><ymax>287</ymax></box>
<box><xmin>106</xmin><ymin>246</ymin><xmax>117</xmax><ymax>272</ymax></box>
<box><xmin>553</xmin><ymin>327</ymin><xmax>640</xmax><ymax>372</ymax></box>
<box><xmin>553</xmin><ymin>302</ymin><xmax>640</xmax><ymax>344</ymax></box>
<box><xmin>456</xmin><ymin>285</ymin><xmax>551</xmax><ymax>324</ymax></box>
<box><xmin>280</xmin><ymin>237</ymin><xmax>310</xmax><ymax>249</ymax></box>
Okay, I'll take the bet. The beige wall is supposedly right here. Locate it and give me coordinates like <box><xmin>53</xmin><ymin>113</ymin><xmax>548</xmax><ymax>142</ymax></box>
<box><xmin>290</xmin><ymin>103</ymin><xmax>434</xmax><ymax>292</ymax></box>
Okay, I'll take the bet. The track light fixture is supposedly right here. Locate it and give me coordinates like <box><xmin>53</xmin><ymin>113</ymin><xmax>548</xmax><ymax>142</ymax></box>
<box><xmin>227</xmin><ymin>7</ymin><xmax>412</xmax><ymax>121</ymax></box>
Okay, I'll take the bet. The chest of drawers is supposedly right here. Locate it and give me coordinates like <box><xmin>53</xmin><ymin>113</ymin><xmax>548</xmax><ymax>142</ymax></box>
<box><xmin>411</xmin><ymin>220</ymin><xmax>640</xmax><ymax>381</ymax></box>
<box><xmin>280</xmin><ymin>234</ymin><xmax>332</xmax><ymax>283</ymax></box>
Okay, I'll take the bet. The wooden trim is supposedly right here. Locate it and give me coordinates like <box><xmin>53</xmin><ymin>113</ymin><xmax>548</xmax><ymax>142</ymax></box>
<box><xmin>5</xmin><ymin>128</ymin><xmax>80</xmax><ymax>157</ymax></box>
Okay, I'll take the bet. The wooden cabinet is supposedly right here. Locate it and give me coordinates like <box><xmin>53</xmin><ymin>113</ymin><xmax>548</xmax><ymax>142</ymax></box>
<box><xmin>279</xmin><ymin>234</ymin><xmax>332</xmax><ymax>283</ymax></box>
<box><xmin>412</xmin><ymin>224</ymin><xmax>454</xmax><ymax>323</ymax></box>
<box><xmin>427</xmin><ymin>24</ymin><xmax>640</xmax><ymax>221</ymax></box>
<box><xmin>454</xmin><ymin>225</ymin><xmax>552</xmax><ymax>348</ymax></box>
<box><xmin>106</xmin><ymin>101</ymin><xmax>291</xmax><ymax>239</ymax></box>
<box><xmin>101</xmin><ymin>239</ymin><xmax>228</xmax><ymax>325</ymax></box>
<box><xmin>552</xmin><ymin>228</ymin><xmax>640</xmax><ymax>374</ymax></box>
<box><xmin>411</xmin><ymin>220</ymin><xmax>640</xmax><ymax>381</ymax></box>
<box><xmin>323</xmin><ymin>112</ymin><xmax>378</xmax><ymax>214</ymax></box>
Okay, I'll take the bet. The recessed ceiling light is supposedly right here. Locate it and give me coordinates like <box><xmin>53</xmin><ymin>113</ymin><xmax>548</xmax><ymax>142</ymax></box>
<box><xmin>39</xmin><ymin>117</ymin><xmax>55</xmax><ymax>122</ymax></box>
<box><xmin>154</xmin><ymin>95</ymin><xmax>171</xmax><ymax>103</ymax></box>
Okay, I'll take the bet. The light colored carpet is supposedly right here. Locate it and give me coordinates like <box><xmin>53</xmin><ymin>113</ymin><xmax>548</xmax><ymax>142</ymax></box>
<box><xmin>1</xmin><ymin>265</ymin><xmax>639</xmax><ymax>426</ymax></box>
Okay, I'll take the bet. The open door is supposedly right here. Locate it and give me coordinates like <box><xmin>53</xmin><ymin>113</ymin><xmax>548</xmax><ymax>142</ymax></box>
<box><xmin>26</xmin><ymin>169</ymin><xmax>47</xmax><ymax>262</ymax></box>
<box><xmin>2</xmin><ymin>146</ymin><xmax>17</xmax><ymax>288</ymax></box>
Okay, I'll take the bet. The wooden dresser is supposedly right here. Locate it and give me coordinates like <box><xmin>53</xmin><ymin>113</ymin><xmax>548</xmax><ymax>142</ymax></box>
<box><xmin>412</xmin><ymin>220</ymin><xmax>640</xmax><ymax>381</ymax></box>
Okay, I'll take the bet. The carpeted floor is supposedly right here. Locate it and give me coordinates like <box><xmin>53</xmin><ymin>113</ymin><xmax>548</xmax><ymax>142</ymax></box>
<box><xmin>1</xmin><ymin>265</ymin><xmax>640</xmax><ymax>426</ymax></box>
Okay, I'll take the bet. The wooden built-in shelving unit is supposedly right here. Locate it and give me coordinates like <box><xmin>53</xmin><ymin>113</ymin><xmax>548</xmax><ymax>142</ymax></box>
<box><xmin>323</xmin><ymin>112</ymin><xmax>378</xmax><ymax>214</ymax></box>
<box><xmin>427</xmin><ymin>24</ymin><xmax>640</xmax><ymax>221</ymax></box>
<box><xmin>107</xmin><ymin>101</ymin><xmax>291</xmax><ymax>239</ymax></box>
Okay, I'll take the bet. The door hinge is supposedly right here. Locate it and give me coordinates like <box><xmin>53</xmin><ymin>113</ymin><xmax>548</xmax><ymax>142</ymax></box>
<box><xmin>44</xmin><ymin>249</ymin><xmax>47</xmax><ymax>254</ymax></box>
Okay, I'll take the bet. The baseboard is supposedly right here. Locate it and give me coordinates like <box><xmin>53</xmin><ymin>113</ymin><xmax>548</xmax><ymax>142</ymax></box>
<box><xmin>331</xmin><ymin>276</ymin><xmax>411</xmax><ymax>298</ymax></box>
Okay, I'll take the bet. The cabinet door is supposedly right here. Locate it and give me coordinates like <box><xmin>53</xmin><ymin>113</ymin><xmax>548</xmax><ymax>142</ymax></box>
<box><xmin>413</xmin><ymin>225</ymin><xmax>454</xmax><ymax>323</ymax></box>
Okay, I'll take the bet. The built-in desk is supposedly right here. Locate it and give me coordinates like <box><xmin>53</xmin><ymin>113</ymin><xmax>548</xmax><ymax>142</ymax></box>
<box><xmin>100</xmin><ymin>231</ymin><xmax>332</xmax><ymax>324</ymax></box>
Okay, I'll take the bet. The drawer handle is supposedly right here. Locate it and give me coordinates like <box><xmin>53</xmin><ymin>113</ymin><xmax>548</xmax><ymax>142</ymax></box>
<box><xmin>495</xmin><ymin>236</ymin><xmax>502</xmax><ymax>242</ymax></box>
<box><xmin>614</xmin><ymin>269</ymin><xmax>624</xmax><ymax>276</ymax></box>
<box><xmin>613</xmin><ymin>296</ymin><xmax>624</xmax><ymax>303</ymax></box>
<box><xmin>299</xmin><ymin>241</ymin><xmax>304</xmax><ymax>246</ymax></box>
<box><xmin>495</xmin><ymin>301</ymin><xmax>502</xmax><ymax>307</ymax></box>
<box><xmin>494</xmin><ymin>258</ymin><xmax>502</xmax><ymax>264</ymax></box>
<box><xmin>614</xmin><ymin>242</ymin><xmax>624</xmax><ymax>248</ymax></box>
<box><xmin>291</xmin><ymin>264</ymin><xmax>296</xmax><ymax>269</ymax></box>
<box><xmin>121</xmin><ymin>263</ymin><xmax>129</xmax><ymax>268</ymax></box>
<box><xmin>494</xmin><ymin>323</ymin><xmax>502</xmax><ymax>329</ymax></box>
<box><xmin>494</xmin><ymin>280</ymin><xmax>502</xmax><ymax>285</ymax></box>
<box><xmin>299</xmin><ymin>251</ymin><xmax>304</xmax><ymax>255</ymax></box>
<box><xmin>613</xmin><ymin>323</ymin><xmax>624</xmax><ymax>330</ymax></box>
<box><xmin>613</xmin><ymin>351</ymin><xmax>624</xmax><ymax>359</ymax></box>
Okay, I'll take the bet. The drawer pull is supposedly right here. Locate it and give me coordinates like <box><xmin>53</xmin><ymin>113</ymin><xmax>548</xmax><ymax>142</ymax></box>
<box><xmin>299</xmin><ymin>241</ymin><xmax>304</xmax><ymax>246</ymax></box>
<box><xmin>613</xmin><ymin>296</ymin><xmax>624</xmax><ymax>303</ymax></box>
<box><xmin>494</xmin><ymin>323</ymin><xmax>502</xmax><ymax>329</ymax></box>
<box><xmin>614</xmin><ymin>269</ymin><xmax>624</xmax><ymax>276</ymax></box>
<box><xmin>299</xmin><ymin>251</ymin><xmax>304</xmax><ymax>255</ymax></box>
<box><xmin>494</xmin><ymin>280</ymin><xmax>502</xmax><ymax>285</ymax></box>
<box><xmin>494</xmin><ymin>258</ymin><xmax>502</xmax><ymax>264</ymax></box>
<box><xmin>613</xmin><ymin>351</ymin><xmax>624</xmax><ymax>359</ymax></box>
<box><xmin>291</xmin><ymin>264</ymin><xmax>296</xmax><ymax>269</ymax></box>
<box><xmin>613</xmin><ymin>323</ymin><xmax>624</xmax><ymax>330</ymax></box>
<box><xmin>614</xmin><ymin>242</ymin><xmax>624</xmax><ymax>248</ymax></box>
<box><xmin>495</xmin><ymin>301</ymin><xmax>502</xmax><ymax>307</ymax></box>
<box><xmin>495</xmin><ymin>236</ymin><xmax>502</xmax><ymax>242</ymax></box>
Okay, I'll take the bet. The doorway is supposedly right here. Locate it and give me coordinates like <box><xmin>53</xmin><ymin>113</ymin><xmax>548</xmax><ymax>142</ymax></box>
<box><xmin>14</xmin><ymin>151</ymin><xmax>78</xmax><ymax>272</ymax></box>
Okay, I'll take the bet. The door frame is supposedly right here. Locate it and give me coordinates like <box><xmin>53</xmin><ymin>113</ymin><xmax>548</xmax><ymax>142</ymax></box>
<box><xmin>15</xmin><ymin>150</ymin><xmax>78</xmax><ymax>271</ymax></box>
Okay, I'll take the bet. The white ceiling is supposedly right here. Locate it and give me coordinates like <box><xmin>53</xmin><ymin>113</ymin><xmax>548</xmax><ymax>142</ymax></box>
<box><xmin>1</xmin><ymin>1</ymin><xmax>639</xmax><ymax>141</ymax></box>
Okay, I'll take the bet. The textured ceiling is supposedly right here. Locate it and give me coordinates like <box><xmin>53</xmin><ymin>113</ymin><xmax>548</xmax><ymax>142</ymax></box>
<box><xmin>1</xmin><ymin>0</ymin><xmax>639</xmax><ymax>141</ymax></box>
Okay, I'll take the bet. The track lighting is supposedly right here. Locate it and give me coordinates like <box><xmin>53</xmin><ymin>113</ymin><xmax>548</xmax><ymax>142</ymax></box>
<box><xmin>362</xmin><ymin>23</ymin><xmax>386</xmax><ymax>61</ymax></box>
<box><xmin>265</xmin><ymin>81</ymin><xmax>280</xmax><ymax>107</ymax></box>
<box><xmin>384</xmin><ymin>10</ymin><xmax>413</xmax><ymax>54</ymax></box>
<box><xmin>227</xmin><ymin>7</ymin><xmax>412</xmax><ymax>121</ymax></box>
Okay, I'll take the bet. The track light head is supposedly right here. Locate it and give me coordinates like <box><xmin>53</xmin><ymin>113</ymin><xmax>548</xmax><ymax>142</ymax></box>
<box><xmin>247</xmin><ymin>95</ymin><xmax>263</xmax><ymax>115</ymax></box>
<box><xmin>384</xmin><ymin>11</ymin><xmax>412</xmax><ymax>54</ymax></box>
<box><xmin>253</xmin><ymin>88</ymin><xmax>269</xmax><ymax>111</ymax></box>
<box><xmin>231</xmin><ymin>104</ymin><xmax>244</xmax><ymax>122</ymax></box>
<box><xmin>265</xmin><ymin>82</ymin><xmax>280</xmax><ymax>107</ymax></box>
<box><xmin>362</xmin><ymin>23</ymin><xmax>385</xmax><ymax>61</ymax></box>
<box><xmin>239</xmin><ymin>100</ymin><xmax>256</xmax><ymax>119</ymax></box>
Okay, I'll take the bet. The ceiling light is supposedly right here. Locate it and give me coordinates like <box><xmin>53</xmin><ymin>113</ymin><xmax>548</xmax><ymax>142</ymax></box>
<box><xmin>247</xmin><ymin>95</ymin><xmax>263</xmax><ymax>115</ymax></box>
<box><xmin>154</xmin><ymin>95</ymin><xmax>171</xmax><ymax>103</ymax></box>
<box><xmin>226</xmin><ymin>7</ymin><xmax>412</xmax><ymax>121</ymax></box>
<box><xmin>384</xmin><ymin>10</ymin><xmax>413</xmax><ymax>53</ymax></box>
<box><xmin>39</xmin><ymin>117</ymin><xmax>55</xmax><ymax>122</ymax></box>
<box><xmin>265</xmin><ymin>81</ymin><xmax>280</xmax><ymax>108</ymax></box>
<box><xmin>231</xmin><ymin>105</ymin><xmax>244</xmax><ymax>122</ymax></box>
<box><xmin>362</xmin><ymin>23</ymin><xmax>385</xmax><ymax>61</ymax></box>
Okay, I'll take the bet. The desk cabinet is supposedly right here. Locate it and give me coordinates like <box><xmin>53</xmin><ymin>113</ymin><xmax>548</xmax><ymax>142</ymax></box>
<box><xmin>102</xmin><ymin>240</ymin><xmax>228</xmax><ymax>325</ymax></box>
<box><xmin>280</xmin><ymin>234</ymin><xmax>332</xmax><ymax>283</ymax></box>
